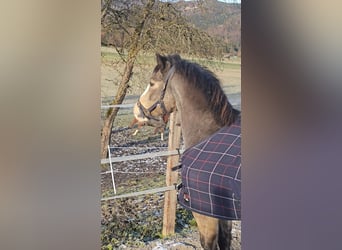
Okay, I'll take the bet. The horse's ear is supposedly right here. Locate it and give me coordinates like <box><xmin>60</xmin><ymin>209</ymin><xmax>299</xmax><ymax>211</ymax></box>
<box><xmin>156</xmin><ymin>53</ymin><xmax>167</xmax><ymax>69</ymax></box>
<box><xmin>174</xmin><ymin>54</ymin><xmax>181</xmax><ymax>61</ymax></box>
<box><xmin>156</xmin><ymin>53</ymin><xmax>172</xmax><ymax>73</ymax></box>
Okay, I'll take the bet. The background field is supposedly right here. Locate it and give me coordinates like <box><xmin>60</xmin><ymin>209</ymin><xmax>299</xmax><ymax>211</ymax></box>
<box><xmin>101</xmin><ymin>46</ymin><xmax>240</xmax><ymax>105</ymax></box>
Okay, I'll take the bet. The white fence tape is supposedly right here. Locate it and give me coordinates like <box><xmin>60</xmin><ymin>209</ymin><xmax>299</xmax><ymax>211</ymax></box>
<box><xmin>101</xmin><ymin>185</ymin><xmax>176</xmax><ymax>201</ymax></box>
<box><xmin>101</xmin><ymin>149</ymin><xmax>183</xmax><ymax>164</ymax></box>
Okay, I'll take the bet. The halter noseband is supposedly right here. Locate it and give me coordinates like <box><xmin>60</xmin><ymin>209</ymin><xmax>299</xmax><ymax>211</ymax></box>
<box><xmin>137</xmin><ymin>66</ymin><xmax>175</xmax><ymax>122</ymax></box>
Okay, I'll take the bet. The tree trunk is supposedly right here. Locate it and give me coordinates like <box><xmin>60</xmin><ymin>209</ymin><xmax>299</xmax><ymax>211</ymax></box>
<box><xmin>100</xmin><ymin>60</ymin><xmax>134</xmax><ymax>159</ymax></box>
<box><xmin>100</xmin><ymin>0</ymin><xmax>156</xmax><ymax>159</ymax></box>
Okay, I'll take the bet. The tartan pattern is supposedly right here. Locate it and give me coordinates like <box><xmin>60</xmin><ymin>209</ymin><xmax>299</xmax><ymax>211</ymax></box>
<box><xmin>178</xmin><ymin>117</ymin><xmax>241</xmax><ymax>220</ymax></box>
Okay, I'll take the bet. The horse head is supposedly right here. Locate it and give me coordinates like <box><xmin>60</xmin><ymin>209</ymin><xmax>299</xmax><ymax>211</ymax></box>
<box><xmin>133</xmin><ymin>53</ymin><xmax>179</xmax><ymax>128</ymax></box>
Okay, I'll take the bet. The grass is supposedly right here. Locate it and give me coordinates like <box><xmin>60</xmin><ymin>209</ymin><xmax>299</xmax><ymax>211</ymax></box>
<box><xmin>101</xmin><ymin>46</ymin><xmax>241</xmax><ymax>100</ymax></box>
<box><xmin>101</xmin><ymin>46</ymin><xmax>240</xmax><ymax>68</ymax></box>
<box><xmin>101</xmin><ymin>51</ymin><xmax>121</xmax><ymax>61</ymax></box>
<box><xmin>102</xmin><ymin>174</ymin><xmax>166</xmax><ymax>198</ymax></box>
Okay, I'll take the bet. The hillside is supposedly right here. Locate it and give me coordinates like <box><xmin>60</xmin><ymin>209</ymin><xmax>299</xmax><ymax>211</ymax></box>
<box><xmin>175</xmin><ymin>0</ymin><xmax>241</xmax><ymax>54</ymax></box>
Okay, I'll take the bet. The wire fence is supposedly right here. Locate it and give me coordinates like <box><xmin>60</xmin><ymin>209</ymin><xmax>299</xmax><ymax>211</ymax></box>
<box><xmin>100</xmin><ymin>98</ymin><xmax>178</xmax><ymax>200</ymax></box>
<box><xmin>101</xmin><ymin>149</ymin><xmax>183</xmax><ymax>164</ymax></box>
<box><xmin>101</xmin><ymin>103</ymin><xmax>135</xmax><ymax>109</ymax></box>
<box><xmin>101</xmin><ymin>145</ymin><xmax>183</xmax><ymax>199</ymax></box>
<box><xmin>101</xmin><ymin>185</ymin><xmax>177</xmax><ymax>201</ymax></box>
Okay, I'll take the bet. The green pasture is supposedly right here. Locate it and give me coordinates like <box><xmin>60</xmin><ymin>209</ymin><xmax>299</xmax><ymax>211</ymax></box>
<box><xmin>101</xmin><ymin>46</ymin><xmax>240</xmax><ymax>70</ymax></box>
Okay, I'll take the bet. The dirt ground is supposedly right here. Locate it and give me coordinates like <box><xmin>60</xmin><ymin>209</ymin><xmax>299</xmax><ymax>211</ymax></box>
<box><xmin>143</xmin><ymin>221</ymin><xmax>241</xmax><ymax>250</ymax></box>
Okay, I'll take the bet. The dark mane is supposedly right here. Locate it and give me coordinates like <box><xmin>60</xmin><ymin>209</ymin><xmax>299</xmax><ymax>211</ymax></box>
<box><xmin>166</xmin><ymin>55</ymin><xmax>240</xmax><ymax>126</ymax></box>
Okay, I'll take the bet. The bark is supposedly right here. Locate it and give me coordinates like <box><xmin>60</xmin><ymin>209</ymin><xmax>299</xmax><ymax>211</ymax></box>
<box><xmin>100</xmin><ymin>59</ymin><xmax>134</xmax><ymax>159</ymax></box>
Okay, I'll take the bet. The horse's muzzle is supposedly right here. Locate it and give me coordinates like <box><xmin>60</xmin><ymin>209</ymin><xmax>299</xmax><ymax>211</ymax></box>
<box><xmin>133</xmin><ymin>103</ymin><xmax>166</xmax><ymax>128</ymax></box>
<box><xmin>133</xmin><ymin>103</ymin><xmax>148</xmax><ymax>122</ymax></box>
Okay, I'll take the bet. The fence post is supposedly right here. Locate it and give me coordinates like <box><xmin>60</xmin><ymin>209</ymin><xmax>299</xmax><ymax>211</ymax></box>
<box><xmin>162</xmin><ymin>111</ymin><xmax>181</xmax><ymax>236</ymax></box>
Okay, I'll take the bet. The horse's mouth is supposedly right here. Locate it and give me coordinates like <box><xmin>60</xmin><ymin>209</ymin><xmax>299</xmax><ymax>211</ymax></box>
<box><xmin>133</xmin><ymin>103</ymin><xmax>148</xmax><ymax>121</ymax></box>
<box><xmin>133</xmin><ymin>103</ymin><xmax>166</xmax><ymax>128</ymax></box>
<box><xmin>145</xmin><ymin>118</ymin><xmax>166</xmax><ymax>128</ymax></box>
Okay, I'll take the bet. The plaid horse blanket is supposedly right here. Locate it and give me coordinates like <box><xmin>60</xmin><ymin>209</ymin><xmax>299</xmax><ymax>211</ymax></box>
<box><xmin>178</xmin><ymin>117</ymin><xmax>241</xmax><ymax>220</ymax></box>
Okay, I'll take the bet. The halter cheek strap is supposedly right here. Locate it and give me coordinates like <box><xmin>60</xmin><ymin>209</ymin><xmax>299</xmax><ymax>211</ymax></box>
<box><xmin>136</xmin><ymin>99</ymin><xmax>168</xmax><ymax>122</ymax></box>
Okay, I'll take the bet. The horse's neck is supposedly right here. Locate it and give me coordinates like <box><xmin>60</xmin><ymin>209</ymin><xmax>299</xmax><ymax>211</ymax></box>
<box><xmin>178</xmin><ymin>103</ymin><xmax>221</xmax><ymax>149</ymax></box>
<box><xmin>172</xmin><ymin>78</ymin><xmax>221</xmax><ymax>149</ymax></box>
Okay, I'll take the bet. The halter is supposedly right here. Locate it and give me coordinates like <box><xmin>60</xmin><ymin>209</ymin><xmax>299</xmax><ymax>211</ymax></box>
<box><xmin>137</xmin><ymin>66</ymin><xmax>175</xmax><ymax>122</ymax></box>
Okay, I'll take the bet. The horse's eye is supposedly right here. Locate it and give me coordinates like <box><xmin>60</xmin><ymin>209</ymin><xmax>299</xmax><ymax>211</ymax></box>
<box><xmin>150</xmin><ymin>82</ymin><xmax>155</xmax><ymax>87</ymax></box>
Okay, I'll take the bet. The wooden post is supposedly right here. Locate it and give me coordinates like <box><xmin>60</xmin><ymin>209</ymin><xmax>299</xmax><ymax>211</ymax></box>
<box><xmin>162</xmin><ymin>111</ymin><xmax>181</xmax><ymax>236</ymax></box>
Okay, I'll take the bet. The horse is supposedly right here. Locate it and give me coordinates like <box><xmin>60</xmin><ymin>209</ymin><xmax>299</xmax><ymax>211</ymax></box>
<box><xmin>133</xmin><ymin>53</ymin><xmax>241</xmax><ymax>250</ymax></box>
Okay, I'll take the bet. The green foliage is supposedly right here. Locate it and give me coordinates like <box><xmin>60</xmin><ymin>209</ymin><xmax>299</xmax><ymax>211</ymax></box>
<box><xmin>175</xmin><ymin>207</ymin><xmax>196</xmax><ymax>231</ymax></box>
<box><xmin>189</xmin><ymin>218</ymin><xmax>198</xmax><ymax>228</ymax></box>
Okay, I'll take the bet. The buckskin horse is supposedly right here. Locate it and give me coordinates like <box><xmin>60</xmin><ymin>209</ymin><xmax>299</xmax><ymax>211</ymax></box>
<box><xmin>133</xmin><ymin>54</ymin><xmax>241</xmax><ymax>250</ymax></box>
